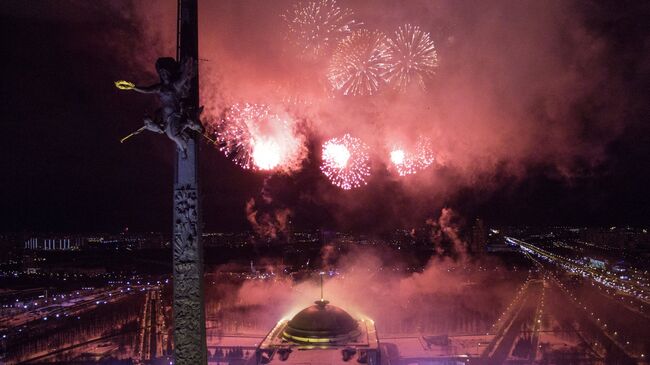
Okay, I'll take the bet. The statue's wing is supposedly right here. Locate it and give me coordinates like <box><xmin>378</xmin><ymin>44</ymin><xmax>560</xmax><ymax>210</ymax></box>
<box><xmin>180</xmin><ymin>57</ymin><xmax>196</xmax><ymax>78</ymax></box>
<box><xmin>175</xmin><ymin>58</ymin><xmax>197</xmax><ymax>96</ymax></box>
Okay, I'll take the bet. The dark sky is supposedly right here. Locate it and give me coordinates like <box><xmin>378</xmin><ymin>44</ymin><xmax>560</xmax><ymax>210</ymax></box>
<box><xmin>1</xmin><ymin>0</ymin><xmax>648</xmax><ymax>234</ymax></box>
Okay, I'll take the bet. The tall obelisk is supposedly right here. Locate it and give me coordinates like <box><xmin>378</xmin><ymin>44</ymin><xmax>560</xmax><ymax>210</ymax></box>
<box><xmin>173</xmin><ymin>0</ymin><xmax>207</xmax><ymax>363</ymax></box>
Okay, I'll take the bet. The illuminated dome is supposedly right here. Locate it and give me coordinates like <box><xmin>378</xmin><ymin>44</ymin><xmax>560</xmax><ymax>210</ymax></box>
<box><xmin>282</xmin><ymin>300</ymin><xmax>360</xmax><ymax>344</ymax></box>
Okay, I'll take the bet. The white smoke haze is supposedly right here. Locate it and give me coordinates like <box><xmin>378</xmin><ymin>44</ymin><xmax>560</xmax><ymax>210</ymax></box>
<box><xmin>194</xmin><ymin>1</ymin><xmax>626</xmax><ymax>228</ymax></box>
<box><xmin>204</xmin><ymin>208</ymin><xmax>514</xmax><ymax>336</ymax></box>
<box><xmin>194</xmin><ymin>0</ymin><xmax>625</xmax><ymax>175</ymax></box>
<box><xmin>207</xmin><ymin>240</ymin><xmax>521</xmax><ymax>336</ymax></box>
<box><xmin>15</xmin><ymin>0</ymin><xmax>642</xmax><ymax>227</ymax></box>
<box><xmin>13</xmin><ymin>1</ymin><xmax>632</xmax><ymax>228</ymax></box>
<box><xmin>117</xmin><ymin>0</ymin><xmax>624</xmax><ymax>168</ymax></box>
<box><xmin>68</xmin><ymin>0</ymin><xmax>632</xmax><ymax>231</ymax></box>
<box><xmin>426</xmin><ymin>207</ymin><xmax>467</xmax><ymax>258</ymax></box>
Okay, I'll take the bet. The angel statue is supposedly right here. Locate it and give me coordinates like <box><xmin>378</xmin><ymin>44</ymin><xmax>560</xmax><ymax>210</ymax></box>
<box><xmin>115</xmin><ymin>57</ymin><xmax>204</xmax><ymax>157</ymax></box>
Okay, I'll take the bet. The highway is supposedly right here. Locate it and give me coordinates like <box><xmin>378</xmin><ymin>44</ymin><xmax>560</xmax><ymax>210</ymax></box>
<box><xmin>506</xmin><ymin>237</ymin><xmax>650</xmax><ymax>306</ymax></box>
<box><xmin>137</xmin><ymin>287</ymin><xmax>168</xmax><ymax>361</ymax></box>
<box><xmin>485</xmin><ymin>278</ymin><xmax>543</xmax><ymax>364</ymax></box>
<box><xmin>508</xmin><ymin>238</ymin><xmax>645</xmax><ymax>363</ymax></box>
<box><xmin>0</xmin><ymin>286</ymin><xmax>141</xmax><ymax>332</ymax></box>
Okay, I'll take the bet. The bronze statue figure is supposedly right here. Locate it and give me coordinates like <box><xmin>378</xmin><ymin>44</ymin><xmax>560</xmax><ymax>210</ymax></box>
<box><xmin>117</xmin><ymin>57</ymin><xmax>204</xmax><ymax>157</ymax></box>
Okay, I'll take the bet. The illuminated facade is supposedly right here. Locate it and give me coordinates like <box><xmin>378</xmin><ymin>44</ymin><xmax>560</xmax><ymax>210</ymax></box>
<box><xmin>24</xmin><ymin>237</ymin><xmax>78</xmax><ymax>250</ymax></box>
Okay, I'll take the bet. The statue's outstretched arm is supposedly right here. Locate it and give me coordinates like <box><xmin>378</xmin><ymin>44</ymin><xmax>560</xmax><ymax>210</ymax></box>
<box><xmin>133</xmin><ymin>83</ymin><xmax>161</xmax><ymax>94</ymax></box>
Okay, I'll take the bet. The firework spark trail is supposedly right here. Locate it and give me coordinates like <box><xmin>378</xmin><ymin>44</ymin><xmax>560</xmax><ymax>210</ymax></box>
<box><xmin>390</xmin><ymin>136</ymin><xmax>435</xmax><ymax>176</ymax></box>
<box><xmin>282</xmin><ymin>0</ymin><xmax>360</xmax><ymax>58</ymax></box>
<box><xmin>385</xmin><ymin>24</ymin><xmax>438</xmax><ymax>91</ymax></box>
<box><xmin>321</xmin><ymin>134</ymin><xmax>371</xmax><ymax>189</ymax></box>
<box><xmin>207</xmin><ymin>103</ymin><xmax>306</xmax><ymax>172</ymax></box>
<box><xmin>328</xmin><ymin>29</ymin><xmax>390</xmax><ymax>96</ymax></box>
<box><xmin>208</xmin><ymin>104</ymin><xmax>255</xmax><ymax>169</ymax></box>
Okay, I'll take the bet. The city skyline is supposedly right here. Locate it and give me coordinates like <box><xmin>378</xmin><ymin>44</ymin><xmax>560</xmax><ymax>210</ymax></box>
<box><xmin>1</xmin><ymin>0</ymin><xmax>649</xmax><ymax>364</ymax></box>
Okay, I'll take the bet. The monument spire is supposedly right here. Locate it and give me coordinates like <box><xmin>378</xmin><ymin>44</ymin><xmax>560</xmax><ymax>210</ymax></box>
<box><xmin>173</xmin><ymin>0</ymin><xmax>207</xmax><ymax>364</ymax></box>
<box><xmin>320</xmin><ymin>271</ymin><xmax>324</xmax><ymax>301</ymax></box>
<box><xmin>317</xmin><ymin>271</ymin><xmax>329</xmax><ymax>306</ymax></box>
<box><xmin>112</xmin><ymin>0</ymin><xmax>206</xmax><ymax>363</ymax></box>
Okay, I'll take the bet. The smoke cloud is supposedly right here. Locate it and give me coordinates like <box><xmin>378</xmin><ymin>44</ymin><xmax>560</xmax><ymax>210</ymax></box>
<box><xmin>245</xmin><ymin>178</ymin><xmax>293</xmax><ymax>240</ymax></box>
<box><xmin>195</xmin><ymin>0</ymin><xmax>626</xmax><ymax>168</ymax></box>
<box><xmin>208</xmin><ymin>240</ymin><xmax>520</xmax><ymax>336</ymax></box>
<box><xmin>192</xmin><ymin>0</ymin><xmax>629</xmax><ymax>229</ymax></box>
<box><xmin>426</xmin><ymin>207</ymin><xmax>467</xmax><ymax>258</ymax></box>
<box><xmin>13</xmin><ymin>0</ymin><xmax>637</xmax><ymax>230</ymax></box>
<box><xmin>204</xmin><ymin>207</ymin><xmax>517</xmax><ymax>336</ymax></box>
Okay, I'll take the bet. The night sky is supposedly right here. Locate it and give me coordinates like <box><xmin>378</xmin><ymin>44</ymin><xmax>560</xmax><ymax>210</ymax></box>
<box><xmin>1</xmin><ymin>0</ymin><xmax>648</xmax><ymax>234</ymax></box>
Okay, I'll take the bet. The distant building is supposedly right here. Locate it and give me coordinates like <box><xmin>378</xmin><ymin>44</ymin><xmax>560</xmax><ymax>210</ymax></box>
<box><xmin>585</xmin><ymin>257</ymin><xmax>608</xmax><ymax>270</ymax></box>
<box><xmin>580</xmin><ymin>226</ymin><xmax>650</xmax><ymax>250</ymax></box>
<box><xmin>24</xmin><ymin>237</ymin><xmax>80</xmax><ymax>250</ymax></box>
<box><xmin>23</xmin><ymin>232</ymin><xmax>170</xmax><ymax>251</ymax></box>
<box><xmin>203</xmin><ymin>232</ymin><xmax>252</xmax><ymax>248</ymax></box>
<box><xmin>291</xmin><ymin>231</ymin><xmax>320</xmax><ymax>245</ymax></box>
<box><xmin>487</xmin><ymin>240</ymin><xmax>517</xmax><ymax>253</ymax></box>
<box><xmin>253</xmin><ymin>297</ymin><xmax>488</xmax><ymax>365</ymax></box>
<box><xmin>85</xmin><ymin>232</ymin><xmax>168</xmax><ymax>250</ymax></box>
<box><xmin>470</xmin><ymin>218</ymin><xmax>488</xmax><ymax>254</ymax></box>
<box><xmin>612</xmin><ymin>261</ymin><xmax>629</xmax><ymax>272</ymax></box>
<box><xmin>256</xmin><ymin>299</ymin><xmax>380</xmax><ymax>365</ymax></box>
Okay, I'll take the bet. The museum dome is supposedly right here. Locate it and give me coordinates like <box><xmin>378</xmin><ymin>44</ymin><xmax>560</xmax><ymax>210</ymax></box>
<box><xmin>282</xmin><ymin>300</ymin><xmax>360</xmax><ymax>344</ymax></box>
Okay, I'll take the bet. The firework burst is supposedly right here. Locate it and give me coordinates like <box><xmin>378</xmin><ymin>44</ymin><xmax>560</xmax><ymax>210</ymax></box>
<box><xmin>282</xmin><ymin>0</ymin><xmax>359</xmax><ymax>58</ymax></box>
<box><xmin>385</xmin><ymin>24</ymin><xmax>438</xmax><ymax>91</ymax></box>
<box><xmin>389</xmin><ymin>136</ymin><xmax>435</xmax><ymax>176</ymax></box>
<box><xmin>328</xmin><ymin>29</ymin><xmax>390</xmax><ymax>96</ymax></box>
<box><xmin>321</xmin><ymin>134</ymin><xmax>371</xmax><ymax>189</ymax></box>
<box><xmin>207</xmin><ymin>104</ymin><xmax>305</xmax><ymax>172</ymax></box>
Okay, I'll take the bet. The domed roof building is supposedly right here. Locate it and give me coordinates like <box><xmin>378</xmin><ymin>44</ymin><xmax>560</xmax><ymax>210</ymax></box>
<box><xmin>256</xmin><ymin>299</ymin><xmax>379</xmax><ymax>365</ymax></box>
<box><xmin>282</xmin><ymin>300</ymin><xmax>361</xmax><ymax>344</ymax></box>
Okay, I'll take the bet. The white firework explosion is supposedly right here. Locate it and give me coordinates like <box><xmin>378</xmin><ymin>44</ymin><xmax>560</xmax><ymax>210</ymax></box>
<box><xmin>385</xmin><ymin>24</ymin><xmax>438</xmax><ymax>91</ymax></box>
<box><xmin>282</xmin><ymin>0</ymin><xmax>360</xmax><ymax>58</ymax></box>
<box><xmin>327</xmin><ymin>29</ymin><xmax>391</xmax><ymax>96</ymax></box>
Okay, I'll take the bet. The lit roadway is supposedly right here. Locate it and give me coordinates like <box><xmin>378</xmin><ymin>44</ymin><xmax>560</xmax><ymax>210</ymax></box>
<box><xmin>137</xmin><ymin>287</ymin><xmax>168</xmax><ymax>362</ymax></box>
<box><xmin>483</xmin><ymin>277</ymin><xmax>543</xmax><ymax>365</ymax></box>
<box><xmin>506</xmin><ymin>237</ymin><xmax>650</xmax><ymax>306</ymax></box>
<box><xmin>0</xmin><ymin>285</ymin><xmax>149</xmax><ymax>339</ymax></box>
<box><xmin>1</xmin><ymin>284</ymin><xmax>164</xmax><ymax>364</ymax></box>
<box><xmin>508</xmin><ymin>237</ymin><xmax>647</xmax><ymax>363</ymax></box>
